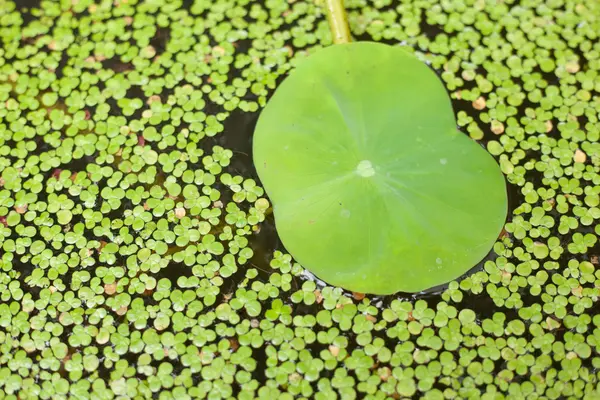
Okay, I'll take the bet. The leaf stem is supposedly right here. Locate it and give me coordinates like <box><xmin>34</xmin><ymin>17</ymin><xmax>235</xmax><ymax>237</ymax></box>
<box><xmin>324</xmin><ymin>0</ymin><xmax>351</xmax><ymax>44</ymax></box>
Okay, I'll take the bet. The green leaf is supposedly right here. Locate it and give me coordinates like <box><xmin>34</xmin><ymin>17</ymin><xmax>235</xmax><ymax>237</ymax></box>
<box><xmin>253</xmin><ymin>42</ymin><xmax>507</xmax><ymax>294</ymax></box>
<box><xmin>57</xmin><ymin>210</ymin><xmax>72</xmax><ymax>225</ymax></box>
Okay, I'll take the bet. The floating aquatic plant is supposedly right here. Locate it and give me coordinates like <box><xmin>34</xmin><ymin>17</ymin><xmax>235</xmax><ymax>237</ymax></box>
<box><xmin>0</xmin><ymin>0</ymin><xmax>599</xmax><ymax>398</ymax></box>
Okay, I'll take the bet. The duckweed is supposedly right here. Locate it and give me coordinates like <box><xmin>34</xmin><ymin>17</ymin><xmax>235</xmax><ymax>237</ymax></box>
<box><xmin>0</xmin><ymin>0</ymin><xmax>600</xmax><ymax>398</ymax></box>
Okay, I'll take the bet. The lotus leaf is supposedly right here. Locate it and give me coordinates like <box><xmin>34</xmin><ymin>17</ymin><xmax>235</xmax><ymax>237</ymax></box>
<box><xmin>253</xmin><ymin>42</ymin><xmax>507</xmax><ymax>294</ymax></box>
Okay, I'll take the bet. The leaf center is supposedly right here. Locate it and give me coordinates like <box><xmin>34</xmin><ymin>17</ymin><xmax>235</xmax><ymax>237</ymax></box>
<box><xmin>356</xmin><ymin>160</ymin><xmax>375</xmax><ymax>177</ymax></box>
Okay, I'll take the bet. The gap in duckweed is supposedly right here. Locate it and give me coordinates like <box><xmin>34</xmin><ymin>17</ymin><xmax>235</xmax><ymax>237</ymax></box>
<box><xmin>12</xmin><ymin>0</ymin><xmax>40</xmax><ymax>14</ymax></box>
